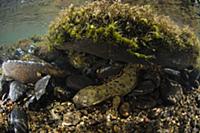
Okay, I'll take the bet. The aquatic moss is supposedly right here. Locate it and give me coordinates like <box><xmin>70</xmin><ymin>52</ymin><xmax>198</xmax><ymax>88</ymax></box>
<box><xmin>48</xmin><ymin>1</ymin><xmax>200</xmax><ymax>64</ymax></box>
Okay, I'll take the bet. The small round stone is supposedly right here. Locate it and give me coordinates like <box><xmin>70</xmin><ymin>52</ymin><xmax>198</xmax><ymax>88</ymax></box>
<box><xmin>8</xmin><ymin>81</ymin><xmax>27</xmax><ymax>102</ymax></box>
<box><xmin>119</xmin><ymin>102</ymin><xmax>130</xmax><ymax>118</ymax></box>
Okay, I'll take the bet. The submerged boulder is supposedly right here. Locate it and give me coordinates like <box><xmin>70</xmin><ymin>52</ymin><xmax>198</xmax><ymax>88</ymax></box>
<box><xmin>48</xmin><ymin>1</ymin><xmax>200</xmax><ymax>69</ymax></box>
<box><xmin>2</xmin><ymin>60</ymin><xmax>66</xmax><ymax>83</ymax></box>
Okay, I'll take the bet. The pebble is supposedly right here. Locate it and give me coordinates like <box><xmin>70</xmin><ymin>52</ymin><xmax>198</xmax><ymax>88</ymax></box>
<box><xmin>119</xmin><ymin>102</ymin><xmax>130</xmax><ymax>118</ymax></box>
<box><xmin>28</xmin><ymin>45</ymin><xmax>37</xmax><ymax>54</ymax></box>
<box><xmin>10</xmin><ymin>107</ymin><xmax>28</xmax><ymax>133</ymax></box>
<box><xmin>34</xmin><ymin>75</ymin><xmax>51</xmax><ymax>101</ymax></box>
<box><xmin>8</xmin><ymin>81</ymin><xmax>27</xmax><ymax>102</ymax></box>
<box><xmin>14</xmin><ymin>48</ymin><xmax>25</xmax><ymax>57</ymax></box>
<box><xmin>113</xmin><ymin>125</ymin><xmax>121</xmax><ymax>133</ymax></box>
<box><xmin>163</xmin><ymin>68</ymin><xmax>181</xmax><ymax>77</ymax></box>
<box><xmin>160</xmin><ymin>79</ymin><xmax>184</xmax><ymax>105</ymax></box>
<box><xmin>24</xmin><ymin>75</ymin><xmax>52</xmax><ymax>110</ymax></box>
<box><xmin>62</xmin><ymin>112</ymin><xmax>81</xmax><ymax>126</ymax></box>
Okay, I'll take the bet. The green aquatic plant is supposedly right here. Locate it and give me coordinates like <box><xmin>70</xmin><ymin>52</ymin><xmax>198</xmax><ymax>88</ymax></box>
<box><xmin>48</xmin><ymin>0</ymin><xmax>200</xmax><ymax>68</ymax></box>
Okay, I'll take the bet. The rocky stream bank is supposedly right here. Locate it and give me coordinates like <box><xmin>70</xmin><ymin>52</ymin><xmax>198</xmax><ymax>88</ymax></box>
<box><xmin>0</xmin><ymin>36</ymin><xmax>199</xmax><ymax>132</ymax></box>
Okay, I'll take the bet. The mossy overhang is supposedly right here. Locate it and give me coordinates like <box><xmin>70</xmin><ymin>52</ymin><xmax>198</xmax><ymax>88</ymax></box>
<box><xmin>47</xmin><ymin>1</ymin><xmax>200</xmax><ymax>69</ymax></box>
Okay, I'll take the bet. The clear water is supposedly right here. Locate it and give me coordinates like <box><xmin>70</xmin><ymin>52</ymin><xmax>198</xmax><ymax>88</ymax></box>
<box><xmin>0</xmin><ymin>0</ymin><xmax>199</xmax><ymax>45</ymax></box>
<box><xmin>0</xmin><ymin>0</ymin><xmax>91</xmax><ymax>45</ymax></box>
<box><xmin>126</xmin><ymin>0</ymin><xmax>200</xmax><ymax>38</ymax></box>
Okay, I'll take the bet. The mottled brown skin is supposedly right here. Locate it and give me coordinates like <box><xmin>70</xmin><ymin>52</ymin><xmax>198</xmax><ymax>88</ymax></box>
<box><xmin>2</xmin><ymin>60</ymin><xmax>66</xmax><ymax>83</ymax></box>
<box><xmin>73</xmin><ymin>64</ymin><xmax>143</xmax><ymax>107</ymax></box>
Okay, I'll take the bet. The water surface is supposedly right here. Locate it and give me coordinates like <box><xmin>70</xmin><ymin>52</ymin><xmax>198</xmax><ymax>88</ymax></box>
<box><xmin>0</xmin><ymin>0</ymin><xmax>91</xmax><ymax>45</ymax></box>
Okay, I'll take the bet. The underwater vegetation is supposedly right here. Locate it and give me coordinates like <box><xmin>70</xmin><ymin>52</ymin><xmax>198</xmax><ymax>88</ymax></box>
<box><xmin>48</xmin><ymin>0</ymin><xmax>200</xmax><ymax>68</ymax></box>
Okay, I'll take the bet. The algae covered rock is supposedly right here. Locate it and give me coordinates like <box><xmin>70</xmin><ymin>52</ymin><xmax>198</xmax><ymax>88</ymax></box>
<box><xmin>48</xmin><ymin>1</ymin><xmax>200</xmax><ymax>69</ymax></box>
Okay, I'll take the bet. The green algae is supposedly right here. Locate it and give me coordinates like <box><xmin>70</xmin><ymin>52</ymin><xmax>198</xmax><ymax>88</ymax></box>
<box><xmin>48</xmin><ymin>1</ymin><xmax>200</xmax><ymax>67</ymax></box>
